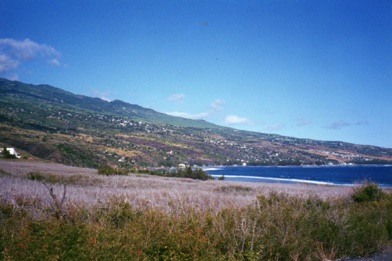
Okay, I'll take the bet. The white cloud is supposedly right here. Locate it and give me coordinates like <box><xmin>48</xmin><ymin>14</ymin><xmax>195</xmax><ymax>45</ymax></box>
<box><xmin>355</xmin><ymin>120</ymin><xmax>369</xmax><ymax>126</ymax></box>
<box><xmin>262</xmin><ymin>123</ymin><xmax>286</xmax><ymax>132</ymax></box>
<box><xmin>326</xmin><ymin>120</ymin><xmax>351</xmax><ymax>130</ymax></box>
<box><xmin>0</xmin><ymin>38</ymin><xmax>59</xmax><ymax>59</ymax></box>
<box><xmin>92</xmin><ymin>90</ymin><xmax>112</xmax><ymax>102</ymax></box>
<box><xmin>166</xmin><ymin>111</ymin><xmax>209</xmax><ymax>120</ymax></box>
<box><xmin>326</xmin><ymin>120</ymin><xmax>368</xmax><ymax>130</ymax></box>
<box><xmin>224</xmin><ymin>115</ymin><xmax>250</xmax><ymax>125</ymax></box>
<box><xmin>210</xmin><ymin>99</ymin><xmax>225</xmax><ymax>111</ymax></box>
<box><xmin>296</xmin><ymin>117</ymin><xmax>312</xmax><ymax>126</ymax></box>
<box><xmin>7</xmin><ymin>73</ymin><xmax>19</xmax><ymax>81</ymax></box>
<box><xmin>48</xmin><ymin>58</ymin><xmax>61</xmax><ymax>66</ymax></box>
<box><xmin>165</xmin><ymin>97</ymin><xmax>226</xmax><ymax>121</ymax></box>
<box><xmin>0</xmin><ymin>38</ymin><xmax>61</xmax><ymax>74</ymax></box>
<box><xmin>168</xmin><ymin>93</ymin><xmax>185</xmax><ymax>103</ymax></box>
<box><xmin>0</xmin><ymin>54</ymin><xmax>18</xmax><ymax>73</ymax></box>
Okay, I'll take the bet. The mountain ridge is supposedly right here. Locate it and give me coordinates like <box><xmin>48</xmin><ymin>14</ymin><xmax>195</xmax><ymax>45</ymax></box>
<box><xmin>1</xmin><ymin>78</ymin><xmax>391</xmax><ymax>168</ymax></box>
<box><xmin>0</xmin><ymin>78</ymin><xmax>221</xmax><ymax>129</ymax></box>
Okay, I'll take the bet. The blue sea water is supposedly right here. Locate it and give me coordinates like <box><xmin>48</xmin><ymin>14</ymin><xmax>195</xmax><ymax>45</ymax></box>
<box><xmin>204</xmin><ymin>165</ymin><xmax>392</xmax><ymax>187</ymax></box>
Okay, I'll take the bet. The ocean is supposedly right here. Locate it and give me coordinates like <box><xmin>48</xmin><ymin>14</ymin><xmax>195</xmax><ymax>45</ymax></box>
<box><xmin>204</xmin><ymin>165</ymin><xmax>392</xmax><ymax>187</ymax></box>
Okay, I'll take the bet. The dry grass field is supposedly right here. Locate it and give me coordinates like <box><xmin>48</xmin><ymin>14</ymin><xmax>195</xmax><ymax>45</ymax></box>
<box><xmin>0</xmin><ymin>159</ymin><xmax>355</xmax><ymax>212</ymax></box>
<box><xmin>1</xmin><ymin>159</ymin><xmax>392</xmax><ymax>260</ymax></box>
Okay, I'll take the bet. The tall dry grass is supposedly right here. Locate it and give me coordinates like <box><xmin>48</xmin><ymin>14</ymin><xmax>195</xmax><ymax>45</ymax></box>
<box><xmin>1</xmin><ymin>160</ymin><xmax>392</xmax><ymax>260</ymax></box>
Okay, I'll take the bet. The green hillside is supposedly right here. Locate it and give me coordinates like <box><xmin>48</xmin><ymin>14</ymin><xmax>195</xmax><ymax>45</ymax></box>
<box><xmin>1</xmin><ymin>78</ymin><xmax>392</xmax><ymax>168</ymax></box>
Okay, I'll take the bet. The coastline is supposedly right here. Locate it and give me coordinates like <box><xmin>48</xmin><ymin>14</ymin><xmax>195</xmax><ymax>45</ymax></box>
<box><xmin>205</xmin><ymin>164</ymin><xmax>392</xmax><ymax>188</ymax></box>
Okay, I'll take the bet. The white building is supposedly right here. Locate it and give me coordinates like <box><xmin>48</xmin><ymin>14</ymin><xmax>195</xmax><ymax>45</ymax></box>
<box><xmin>0</xmin><ymin>148</ymin><xmax>21</xmax><ymax>158</ymax></box>
<box><xmin>178</xmin><ymin>163</ymin><xmax>186</xmax><ymax>170</ymax></box>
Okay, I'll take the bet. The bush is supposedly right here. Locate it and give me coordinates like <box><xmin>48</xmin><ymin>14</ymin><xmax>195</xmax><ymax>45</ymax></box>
<box><xmin>351</xmin><ymin>183</ymin><xmax>386</xmax><ymax>203</ymax></box>
<box><xmin>0</xmin><ymin>169</ymin><xmax>11</xmax><ymax>177</ymax></box>
<box><xmin>27</xmin><ymin>172</ymin><xmax>63</xmax><ymax>184</ymax></box>
<box><xmin>177</xmin><ymin>166</ymin><xmax>213</xmax><ymax>180</ymax></box>
<box><xmin>27</xmin><ymin>171</ymin><xmax>46</xmax><ymax>181</ymax></box>
<box><xmin>97</xmin><ymin>165</ymin><xmax>128</xmax><ymax>176</ymax></box>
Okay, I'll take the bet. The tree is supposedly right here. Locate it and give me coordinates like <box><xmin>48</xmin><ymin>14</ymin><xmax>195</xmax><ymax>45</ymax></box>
<box><xmin>176</xmin><ymin>166</ymin><xmax>213</xmax><ymax>180</ymax></box>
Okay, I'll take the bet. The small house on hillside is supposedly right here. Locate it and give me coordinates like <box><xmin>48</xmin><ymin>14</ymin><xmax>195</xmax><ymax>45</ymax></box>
<box><xmin>178</xmin><ymin>163</ymin><xmax>186</xmax><ymax>171</ymax></box>
<box><xmin>0</xmin><ymin>147</ymin><xmax>21</xmax><ymax>158</ymax></box>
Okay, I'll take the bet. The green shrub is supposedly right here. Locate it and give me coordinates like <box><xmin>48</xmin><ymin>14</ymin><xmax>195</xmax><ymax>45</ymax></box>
<box><xmin>176</xmin><ymin>166</ymin><xmax>213</xmax><ymax>180</ymax></box>
<box><xmin>351</xmin><ymin>183</ymin><xmax>386</xmax><ymax>203</ymax></box>
<box><xmin>27</xmin><ymin>171</ymin><xmax>94</xmax><ymax>186</ymax></box>
<box><xmin>0</xmin><ymin>169</ymin><xmax>11</xmax><ymax>177</ymax></box>
<box><xmin>97</xmin><ymin>165</ymin><xmax>128</xmax><ymax>175</ymax></box>
<box><xmin>27</xmin><ymin>172</ymin><xmax>63</xmax><ymax>184</ymax></box>
<box><xmin>27</xmin><ymin>171</ymin><xmax>46</xmax><ymax>181</ymax></box>
<box><xmin>214</xmin><ymin>185</ymin><xmax>253</xmax><ymax>193</ymax></box>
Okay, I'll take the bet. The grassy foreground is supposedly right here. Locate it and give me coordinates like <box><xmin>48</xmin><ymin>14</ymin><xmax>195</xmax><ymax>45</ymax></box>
<box><xmin>0</xmin><ymin>161</ymin><xmax>392</xmax><ymax>260</ymax></box>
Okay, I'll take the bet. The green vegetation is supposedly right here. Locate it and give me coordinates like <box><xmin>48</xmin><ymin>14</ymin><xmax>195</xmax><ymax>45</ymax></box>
<box><xmin>97</xmin><ymin>165</ymin><xmax>129</xmax><ymax>176</ymax></box>
<box><xmin>27</xmin><ymin>171</ymin><xmax>47</xmax><ymax>181</ymax></box>
<box><xmin>56</xmin><ymin>143</ymin><xmax>98</xmax><ymax>168</ymax></box>
<box><xmin>351</xmin><ymin>182</ymin><xmax>387</xmax><ymax>203</ymax></box>
<box><xmin>169</xmin><ymin>166</ymin><xmax>213</xmax><ymax>180</ymax></box>
<box><xmin>214</xmin><ymin>185</ymin><xmax>254</xmax><ymax>193</ymax></box>
<box><xmin>0</xmin><ymin>169</ymin><xmax>11</xmax><ymax>177</ymax></box>
<box><xmin>96</xmin><ymin>165</ymin><xmax>213</xmax><ymax>181</ymax></box>
<box><xmin>1</xmin><ymin>183</ymin><xmax>391</xmax><ymax>260</ymax></box>
<box><xmin>27</xmin><ymin>171</ymin><xmax>101</xmax><ymax>186</ymax></box>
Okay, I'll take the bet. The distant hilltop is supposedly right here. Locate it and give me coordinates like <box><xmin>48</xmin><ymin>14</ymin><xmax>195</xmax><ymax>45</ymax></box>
<box><xmin>1</xmin><ymin>78</ymin><xmax>392</xmax><ymax>168</ymax></box>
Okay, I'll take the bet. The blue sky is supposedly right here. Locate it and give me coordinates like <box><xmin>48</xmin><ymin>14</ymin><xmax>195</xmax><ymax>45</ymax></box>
<box><xmin>1</xmin><ymin>1</ymin><xmax>391</xmax><ymax>148</ymax></box>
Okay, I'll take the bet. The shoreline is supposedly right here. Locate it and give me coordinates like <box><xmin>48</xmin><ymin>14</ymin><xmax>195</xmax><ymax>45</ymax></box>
<box><xmin>205</xmin><ymin>164</ymin><xmax>392</xmax><ymax>188</ymax></box>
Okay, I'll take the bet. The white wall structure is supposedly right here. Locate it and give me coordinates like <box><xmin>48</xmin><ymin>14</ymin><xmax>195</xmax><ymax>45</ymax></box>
<box><xmin>0</xmin><ymin>148</ymin><xmax>21</xmax><ymax>158</ymax></box>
